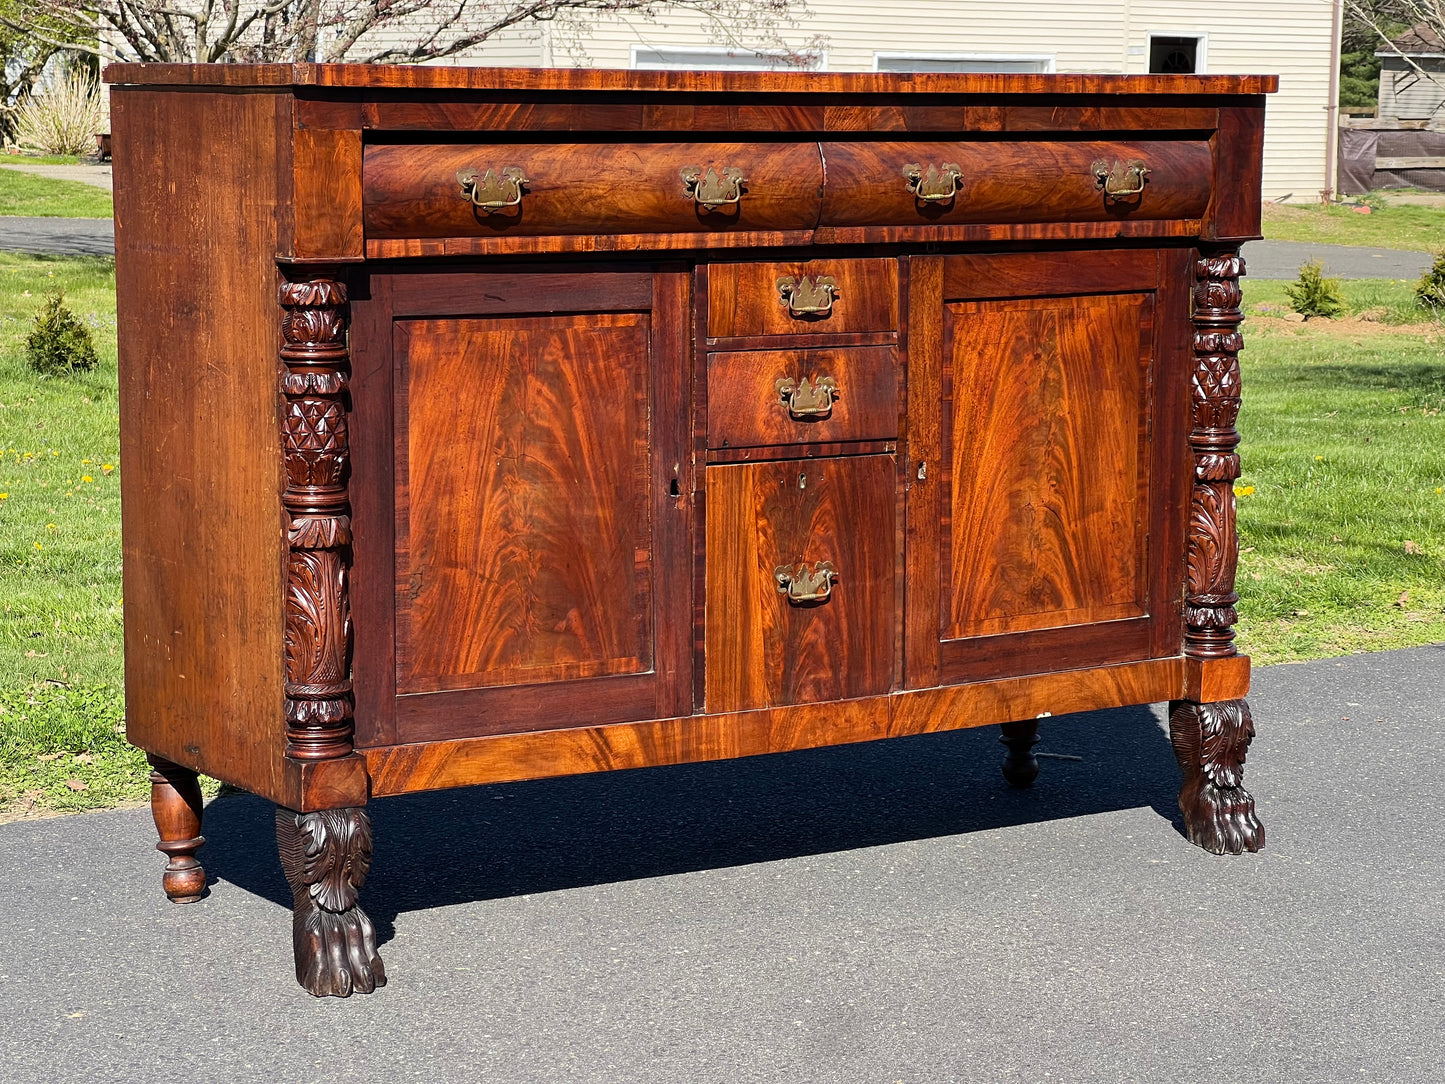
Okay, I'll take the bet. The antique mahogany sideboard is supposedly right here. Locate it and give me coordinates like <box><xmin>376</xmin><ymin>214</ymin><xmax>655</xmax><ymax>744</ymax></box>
<box><xmin>106</xmin><ymin>64</ymin><xmax>1272</xmax><ymax>997</ymax></box>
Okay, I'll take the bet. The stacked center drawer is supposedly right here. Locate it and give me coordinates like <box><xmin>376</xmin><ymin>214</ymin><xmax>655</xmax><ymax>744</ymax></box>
<box><xmin>703</xmin><ymin>258</ymin><xmax>900</xmax><ymax>713</ymax></box>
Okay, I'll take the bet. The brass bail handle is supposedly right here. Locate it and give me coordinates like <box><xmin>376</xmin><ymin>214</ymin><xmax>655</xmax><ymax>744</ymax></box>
<box><xmin>776</xmin><ymin>274</ymin><xmax>838</xmax><ymax>317</ymax></box>
<box><xmin>456</xmin><ymin>166</ymin><xmax>530</xmax><ymax>211</ymax></box>
<box><xmin>1093</xmin><ymin>159</ymin><xmax>1150</xmax><ymax>201</ymax></box>
<box><xmin>774</xmin><ymin>561</ymin><xmax>838</xmax><ymax>605</ymax></box>
<box><xmin>681</xmin><ymin>164</ymin><xmax>747</xmax><ymax>211</ymax></box>
<box><xmin>903</xmin><ymin>161</ymin><xmax>963</xmax><ymax>203</ymax></box>
<box><xmin>775</xmin><ymin>375</ymin><xmax>839</xmax><ymax>419</ymax></box>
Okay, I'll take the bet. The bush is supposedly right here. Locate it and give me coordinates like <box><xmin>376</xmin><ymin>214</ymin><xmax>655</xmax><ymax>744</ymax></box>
<box><xmin>1284</xmin><ymin>258</ymin><xmax>1345</xmax><ymax>318</ymax></box>
<box><xmin>26</xmin><ymin>291</ymin><xmax>99</xmax><ymax>375</ymax></box>
<box><xmin>13</xmin><ymin>71</ymin><xmax>107</xmax><ymax>157</ymax></box>
<box><xmin>1416</xmin><ymin>251</ymin><xmax>1445</xmax><ymax>320</ymax></box>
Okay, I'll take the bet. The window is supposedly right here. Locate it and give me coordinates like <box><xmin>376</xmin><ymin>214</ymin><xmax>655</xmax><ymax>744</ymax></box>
<box><xmin>631</xmin><ymin>46</ymin><xmax>824</xmax><ymax>71</ymax></box>
<box><xmin>1148</xmin><ymin>34</ymin><xmax>1206</xmax><ymax>74</ymax></box>
<box><xmin>874</xmin><ymin>53</ymin><xmax>1056</xmax><ymax>74</ymax></box>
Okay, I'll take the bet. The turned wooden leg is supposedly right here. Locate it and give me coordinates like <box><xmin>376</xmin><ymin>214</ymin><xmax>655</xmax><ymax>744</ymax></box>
<box><xmin>276</xmin><ymin>805</ymin><xmax>386</xmax><ymax>997</ymax></box>
<box><xmin>147</xmin><ymin>754</ymin><xmax>206</xmax><ymax>903</ymax></box>
<box><xmin>1168</xmin><ymin>698</ymin><xmax>1264</xmax><ymax>855</ymax></box>
<box><xmin>999</xmin><ymin>720</ymin><xmax>1040</xmax><ymax>788</ymax></box>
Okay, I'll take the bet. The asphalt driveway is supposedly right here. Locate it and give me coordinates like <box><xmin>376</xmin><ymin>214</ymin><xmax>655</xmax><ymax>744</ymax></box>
<box><xmin>1</xmin><ymin>644</ymin><xmax>1442</xmax><ymax>1082</ymax></box>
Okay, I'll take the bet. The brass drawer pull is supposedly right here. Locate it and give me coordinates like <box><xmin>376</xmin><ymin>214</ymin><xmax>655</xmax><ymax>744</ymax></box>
<box><xmin>1093</xmin><ymin>159</ymin><xmax>1150</xmax><ymax>201</ymax></box>
<box><xmin>775</xmin><ymin>375</ymin><xmax>838</xmax><ymax>418</ymax></box>
<box><xmin>681</xmin><ymin>164</ymin><xmax>747</xmax><ymax>211</ymax></box>
<box><xmin>776</xmin><ymin>274</ymin><xmax>838</xmax><ymax>316</ymax></box>
<box><xmin>903</xmin><ymin>161</ymin><xmax>963</xmax><ymax>203</ymax></box>
<box><xmin>774</xmin><ymin>561</ymin><xmax>837</xmax><ymax>605</ymax></box>
<box><xmin>456</xmin><ymin>166</ymin><xmax>529</xmax><ymax>211</ymax></box>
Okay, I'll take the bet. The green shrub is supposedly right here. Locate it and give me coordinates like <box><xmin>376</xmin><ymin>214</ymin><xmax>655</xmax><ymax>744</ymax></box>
<box><xmin>1284</xmin><ymin>258</ymin><xmax>1346</xmax><ymax>318</ymax></box>
<box><xmin>25</xmin><ymin>290</ymin><xmax>99</xmax><ymax>375</ymax></box>
<box><xmin>1416</xmin><ymin>251</ymin><xmax>1445</xmax><ymax>320</ymax></box>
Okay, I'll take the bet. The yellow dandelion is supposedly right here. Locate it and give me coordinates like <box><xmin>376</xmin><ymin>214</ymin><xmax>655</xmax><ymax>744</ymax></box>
<box><xmin>1313</xmin><ymin>455</ymin><xmax>1323</xmax><ymax>461</ymax></box>
<box><xmin>101</xmin><ymin>464</ymin><xmax>114</xmax><ymax>474</ymax></box>
<box><xmin>46</xmin><ymin>523</ymin><xmax>56</xmax><ymax>530</ymax></box>
<box><xmin>82</xmin><ymin>459</ymin><xmax>91</xmax><ymax>465</ymax></box>
<box><xmin>33</xmin><ymin>542</ymin><xmax>41</xmax><ymax>550</ymax></box>
<box><xmin>0</xmin><ymin>493</ymin><xmax>8</xmax><ymax>500</ymax></box>
<box><xmin>1437</xmin><ymin>487</ymin><xmax>1443</xmax><ymax>495</ymax></box>
<box><xmin>50</xmin><ymin>451</ymin><xmax>58</xmax><ymax>457</ymax></box>
<box><xmin>1234</xmin><ymin>485</ymin><xmax>1256</xmax><ymax>497</ymax></box>
<box><xmin>81</xmin><ymin>475</ymin><xmax>93</xmax><ymax>483</ymax></box>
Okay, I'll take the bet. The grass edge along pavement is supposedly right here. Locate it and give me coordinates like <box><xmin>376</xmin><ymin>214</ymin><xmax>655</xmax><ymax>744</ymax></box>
<box><xmin>0</xmin><ymin>169</ymin><xmax>113</xmax><ymax>219</ymax></box>
<box><xmin>1</xmin><ymin>254</ymin><xmax>1443</xmax><ymax>819</ymax></box>
<box><xmin>1261</xmin><ymin>193</ymin><xmax>1445</xmax><ymax>252</ymax></box>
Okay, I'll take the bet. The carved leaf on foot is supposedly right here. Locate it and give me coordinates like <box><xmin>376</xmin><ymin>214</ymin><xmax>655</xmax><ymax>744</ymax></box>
<box><xmin>276</xmin><ymin>807</ymin><xmax>386</xmax><ymax>998</ymax></box>
<box><xmin>1168</xmin><ymin>699</ymin><xmax>1264</xmax><ymax>855</ymax></box>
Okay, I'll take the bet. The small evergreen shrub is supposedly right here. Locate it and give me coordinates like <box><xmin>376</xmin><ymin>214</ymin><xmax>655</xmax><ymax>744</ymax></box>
<box><xmin>1285</xmin><ymin>259</ymin><xmax>1345</xmax><ymax>318</ymax></box>
<box><xmin>1416</xmin><ymin>251</ymin><xmax>1445</xmax><ymax>320</ymax></box>
<box><xmin>26</xmin><ymin>291</ymin><xmax>99</xmax><ymax>376</ymax></box>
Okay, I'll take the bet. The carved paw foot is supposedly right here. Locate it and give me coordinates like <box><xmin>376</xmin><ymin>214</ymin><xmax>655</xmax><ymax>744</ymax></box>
<box><xmin>1169</xmin><ymin>698</ymin><xmax>1265</xmax><ymax>855</ymax></box>
<box><xmin>293</xmin><ymin>901</ymin><xmax>385</xmax><ymax>998</ymax></box>
<box><xmin>277</xmin><ymin>805</ymin><xmax>387</xmax><ymax>997</ymax></box>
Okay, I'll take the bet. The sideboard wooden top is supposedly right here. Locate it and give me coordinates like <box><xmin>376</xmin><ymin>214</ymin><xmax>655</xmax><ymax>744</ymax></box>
<box><xmin>103</xmin><ymin>63</ymin><xmax>1277</xmax><ymax>97</ymax></box>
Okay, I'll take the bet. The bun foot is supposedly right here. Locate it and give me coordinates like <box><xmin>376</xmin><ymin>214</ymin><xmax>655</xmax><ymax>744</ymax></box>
<box><xmin>999</xmin><ymin>720</ymin><xmax>1040</xmax><ymax>788</ymax></box>
<box><xmin>276</xmin><ymin>805</ymin><xmax>386</xmax><ymax>997</ymax></box>
<box><xmin>1168</xmin><ymin>698</ymin><xmax>1265</xmax><ymax>855</ymax></box>
<box><xmin>147</xmin><ymin>754</ymin><xmax>206</xmax><ymax>903</ymax></box>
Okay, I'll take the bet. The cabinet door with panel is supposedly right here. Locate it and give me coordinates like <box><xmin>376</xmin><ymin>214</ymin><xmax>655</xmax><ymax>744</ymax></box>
<box><xmin>904</xmin><ymin>250</ymin><xmax>1192</xmax><ymax>689</ymax></box>
<box><xmin>348</xmin><ymin>269</ymin><xmax>693</xmax><ymax>745</ymax></box>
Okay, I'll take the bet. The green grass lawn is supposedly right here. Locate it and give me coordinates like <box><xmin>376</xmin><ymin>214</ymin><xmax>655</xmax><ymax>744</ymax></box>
<box><xmin>0</xmin><ymin>168</ymin><xmax>113</xmax><ymax>218</ymax></box>
<box><xmin>1262</xmin><ymin>197</ymin><xmax>1445</xmax><ymax>252</ymax></box>
<box><xmin>0</xmin><ymin>257</ymin><xmax>1441</xmax><ymax>819</ymax></box>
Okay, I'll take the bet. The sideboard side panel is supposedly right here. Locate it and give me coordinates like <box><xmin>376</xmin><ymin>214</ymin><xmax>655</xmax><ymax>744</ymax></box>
<box><xmin>113</xmin><ymin>87</ymin><xmax>291</xmax><ymax>802</ymax></box>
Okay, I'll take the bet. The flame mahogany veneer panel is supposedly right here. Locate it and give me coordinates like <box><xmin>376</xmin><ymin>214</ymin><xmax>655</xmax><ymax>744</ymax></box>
<box><xmin>395</xmin><ymin>313</ymin><xmax>654</xmax><ymax>695</ymax></box>
<box><xmin>944</xmin><ymin>293</ymin><xmax>1153</xmax><ymax>640</ymax></box>
<box><xmin>705</xmin><ymin>456</ymin><xmax>897</xmax><ymax>713</ymax></box>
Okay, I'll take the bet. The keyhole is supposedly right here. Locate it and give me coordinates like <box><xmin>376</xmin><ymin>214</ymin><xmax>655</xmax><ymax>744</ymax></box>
<box><xmin>799</xmin><ymin>472</ymin><xmax>807</xmax><ymax>490</ymax></box>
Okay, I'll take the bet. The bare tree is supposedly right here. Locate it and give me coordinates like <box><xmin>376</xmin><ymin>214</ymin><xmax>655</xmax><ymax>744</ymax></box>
<box><xmin>1346</xmin><ymin>0</ymin><xmax>1445</xmax><ymax>94</ymax></box>
<box><xmin>1</xmin><ymin>0</ymin><xmax>815</xmax><ymax>66</ymax></box>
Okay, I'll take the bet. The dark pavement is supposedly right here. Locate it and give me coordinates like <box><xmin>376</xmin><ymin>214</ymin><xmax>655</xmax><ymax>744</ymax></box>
<box><xmin>1</xmin><ymin>644</ymin><xmax>1442</xmax><ymax>1082</ymax></box>
<box><xmin>0</xmin><ymin>216</ymin><xmax>1436</xmax><ymax>280</ymax></box>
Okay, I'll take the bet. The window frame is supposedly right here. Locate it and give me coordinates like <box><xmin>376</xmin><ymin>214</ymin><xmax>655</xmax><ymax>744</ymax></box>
<box><xmin>1145</xmin><ymin>32</ymin><xmax>1209</xmax><ymax>75</ymax></box>
<box><xmin>872</xmin><ymin>51</ymin><xmax>1057</xmax><ymax>74</ymax></box>
<box><xmin>629</xmin><ymin>44</ymin><xmax>827</xmax><ymax>71</ymax></box>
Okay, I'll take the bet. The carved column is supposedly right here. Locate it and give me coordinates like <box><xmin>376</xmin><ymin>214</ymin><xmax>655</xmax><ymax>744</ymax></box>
<box><xmin>1170</xmin><ymin>250</ymin><xmax>1263</xmax><ymax>855</ymax></box>
<box><xmin>277</xmin><ymin>277</ymin><xmax>384</xmax><ymax>994</ymax></box>
<box><xmin>279</xmin><ymin>278</ymin><xmax>354</xmax><ymax>762</ymax></box>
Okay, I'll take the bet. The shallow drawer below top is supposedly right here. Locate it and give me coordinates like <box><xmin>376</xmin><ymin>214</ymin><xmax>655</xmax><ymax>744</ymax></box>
<box><xmin>707</xmin><ymin>258</ymin><xmax>898</xmax><ymax>339</ymax></box>
<box><xmin>363</xmin><ymin>141</ymin><xmax>823</xmax><ymax>239</ymax></box>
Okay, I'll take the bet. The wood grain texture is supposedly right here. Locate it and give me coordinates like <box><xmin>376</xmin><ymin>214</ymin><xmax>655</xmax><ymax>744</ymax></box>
<box><xmin>396</xmin><ymin>312</ymin><xmax>653</xmax><ymax>694</ymax></box>
<box><xmin>113</xmin><ymin>86</ymin><xmax>290</xmax><ymax>805</ymax></box>
<box><xmin>364</xmin><ymin>657</ymin><xmax>1185</xmax><ymax>795</ymax></box>
<box><xmin>1204</xmin><ymin>103</ymin><xmax>1267</xmax><ymax>242</ymax></box>
<box><xmin>705</xmin><ymin>456</ymin><xmax>896</xmax><ymax>713</ymax></box>
<box><xmin>707</xmin><ymin>259</ymin><xmax>898</xmax><ymax>339</ymax></box>
<box><xmin>944</xmin><ymin>293</ymin><xmax>1152</xmax><ymax>639</ymax></box>
<box><xmin>147</xmin><ymin>754</ymin><xmax>206</xmax><ymax>903</ymax></box>
<box><xmin>811</xmin><ymin>220</ymin><xmax>1201</xmax><ymax>246</ymax></box>
<box><xmin>706</xmin><ymin>346</ymin><xmax>897</xmax><ymax>449</ymax></box>
<box><xmin>364</xmin><ymin>231</ymin><xmax>825</xmax><ymax>259</ymax></box>
<box><xmin>902</xmin><ymin>255</ymin><xmax>943</xmax><ymax>690</ymax></box>
<box><xmin>364</xmin><ymin>141</ymin><xmax>823</xmax><ymax>239</ymax></box>
<box><xmin>942</xmin><ymin>249</ymin><xmax>1159</xmax><ymax>300</ymax></box>
<box><xmin>820</xmin><ymin>140</ymin><xmax>1212</xmax><ymax>228</ymax></box>
<box><xmin>288</xmin><ymin>126</ymin><xmax>362</xmax><ymax>261</ymax></box>
<box><xmin>103</xmin><ymin>64</ymin><xmax>1279</xmax><ymax>97</ymax></box>
<box><xmin>1184</xmin><ymin>654</ymin><xmax>1251</xmax><ymax>703</ymax></box>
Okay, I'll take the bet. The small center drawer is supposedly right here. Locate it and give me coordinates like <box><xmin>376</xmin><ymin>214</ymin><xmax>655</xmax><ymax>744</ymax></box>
<box><xmin>707</xmin><ymin>346</ymin><xmax>898</xmax><ymax>449</ymax></box>
<box><xmin>706</xmin><ymin>258</ymin><xmax>898</xmax><ymax>339</ymax></box>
